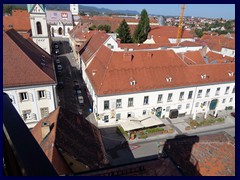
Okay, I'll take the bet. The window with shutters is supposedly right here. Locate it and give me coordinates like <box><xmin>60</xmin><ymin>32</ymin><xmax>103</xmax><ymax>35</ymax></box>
<box><xmin>215</xmin><ymin>87</ymin><xmax>220</xmax><ymax>96</ymax></box>
<box><xmin>225</xmin><ymin>87</ymin><xmax>230</xmax><ymax>94</ymax></box>
<box><xmin>157</xmin><ymin>94</ymin><xmax>163</xmax><ymax>103</ymax></box>
<box><xmin>179</xmin><ymin>92</ymin><xmax>184</xmax><ymax>100</ymax></box>
<box><xmin>38</xmin><ymin>90</ymin><xmax>46</xmax><ymax>99</ymax></box>
<box><xmin>205</xmin><ymin>89</ymin><xmax>210</xmax><ymax>97</ymax></box>
<box><xmin>19</xmin><ymin>92</ymin><xmax>28</xmax><ymax>101</ymax></box>
<box><xmin>167</xmin><ymin>93</ymin><xmax>173</xmax><ymax>102</ymax></box>
<box><xmin>143</xmin><ymin>96</ymin><xmax>149</xmax><ymax>105</ymax></box>
<box><xmin>40</xmin><ymin>107</ymin><xmax>49</xmax><ymax>119</ymax></box>
<box><xmin>188</xmin><ymin>91</ymin><xmax>193</xmax><ymax>99</ymax></box>
<box><xmin>197</xmin><ymin>90</ymin><xmax>202</xmax><ymax>98</ymax></box>
<box><xmin>104</xmin><ymin>100</ymin><xmax>109</xmax><ymax>110</ymax></box>
<box><xmin>128</xmin><ymin>98</ymin><xmax>134</xmax><ymax>107</ymax></box>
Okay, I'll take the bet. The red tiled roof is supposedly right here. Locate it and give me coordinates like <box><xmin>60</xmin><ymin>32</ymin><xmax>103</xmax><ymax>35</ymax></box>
<box><xmin>201</xmin><ymin>35</ymin><xmax>235</xmax><ymax>51</ymax></box>
<box><xmin>179</xmin><ymin>41</ymin><xmax>202</xmax><ymax>47</ymax></box>
<box><xmin>119</xmin><ymin>43</ymin><xmax>177</xmax><ymax>50</ymax></box>
<box><xmin>3</xmin><ymin>10</ymin><xmax>31</xmax><ymax>31</ymax></box>
<box><xmin>31</xmin><ymin>107</ymin><xmax>109</xmax><ymax>175</ymax></box>
<box><xmin>80</xmin><ymin>31</ymin><xmax>110</xmax><ymax>63</ymax></box>
<box><xmin>164</xmin><ymin>133</ymin><xmax>235</xmax><ymax>176</ymax></box>
<box><xmin>148</xmin><ymin>26</ymin><xmax>194</xmax><ymax>43</ymax></box>
<box><xmin>179</xmin><ymin>51</ymin><xmax>206</xmax><ymax>65</ymax></box>
<box><xmin>86</xmin><ymin>48</ymin><xmax>235</xmax><ymax>96</ymax></box>
<box><xmin>3</xmin><ymin>29</ymin><xmax>56</xmax><ymax>88</ymax></box>
<box><xmin>206</xmin><ymin>51</ymin><xmax>235</xmax><ymax>64</ymax></box>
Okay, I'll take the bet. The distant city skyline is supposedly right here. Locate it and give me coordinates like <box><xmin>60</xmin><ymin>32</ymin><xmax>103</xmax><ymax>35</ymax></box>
<box><xmin>81</xmin><ymin>4</ymin><xmax>235</xmax><ymax>19</ymax></box>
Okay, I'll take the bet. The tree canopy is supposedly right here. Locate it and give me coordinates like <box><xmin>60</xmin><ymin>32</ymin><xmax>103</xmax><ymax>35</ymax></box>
<box><xmin>133</xmin><ymin>9</ymin><xmax>150</xmax><ymax>43</ymax></box>
<box><xmin>116</xmin><ymin>19</ymin><xmax>133</xmax><ymax>43</ymax></box>
<box><xmin>97</xmin><ymin>24</ymin><xmax>111</xmax><ymax>33</ymax></box>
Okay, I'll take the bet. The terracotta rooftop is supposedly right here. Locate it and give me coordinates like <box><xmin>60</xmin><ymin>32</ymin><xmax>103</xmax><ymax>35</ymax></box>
<box><xmin>179</xmin><ymin>41</ymin><xmax>203</xmax><ymax>47</ymax></box>
<box><xmin>31</xmin><ymin>107</ymin><xmax>109</xmax><ymax>175</ymax></box>
<box><xmin>148</xmin><ymin>26</ymin><xmax>194</xmax><ymax>43</ymax></box>
<box><xmin>163</xmin><ymin>132</ymin><xmax>235</xmax><ymax>176</ymax></box>
<box><xmin>3</xmin><ymin>29</ymin><xmax>56</xmax><ymax>88</ymax></box>
<box><xmin>79</xmin><ymin>31</ymin><xmax>110</xmax><ymax>63</ymax></box>
<box><xmin>3</xmin><ymin>10</ymin><xmax>31</xmax><ymax>32</ymax></box>
<box><xmin>119</xmin><ymin>43</ymin><xmax>177</xmax><ymax>50</ymax></box>
<box><xmin>206</xmin><ymin>51</ymin><xmax>235</xmax><ymax>64</ymax></box>
<box><xmin>201</xmin><ymin>34</ymin><xmax>235</xmax><ymax>51</ymax></box>
<box><xmin>177</xmin><ymin>51</ymin><xmax>206</xmax><ymax>65</ymax></box>
<box><xmin>85</xmin><ymin>46</ymin><xmax>235</xmax><ymax>96</ymax></box>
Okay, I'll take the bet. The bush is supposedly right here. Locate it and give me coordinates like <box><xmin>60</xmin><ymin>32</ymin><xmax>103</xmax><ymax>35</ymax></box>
<box><xmin>217</xmin><ymin>118</ymin><xmax>224</xmax><ymax>123</ymax></box>
<box><xmin>138</xmin><ymin>134</ymin><xmax>148</xmax><ymax>139</ymax></box>
<box><xmin>145</xmin><ymin>127</ymin><xmax>164</xmax><ymax>134</ymax></box>
<box><xmin>117</xmin><ymin>126</ymin><xmax>127</xmax><ymax>137</ymax></box>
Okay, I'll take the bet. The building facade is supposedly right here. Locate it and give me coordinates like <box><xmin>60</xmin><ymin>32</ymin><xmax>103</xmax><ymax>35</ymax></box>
<box><xmin>3</xmin><ymin>29</ymin><xmax>57</xmax><ymax>128</ymax></box>
<box><xmin>27</xmin><ymin>4</ymin><xmax>52</xmax><ymax>54</ymax></box>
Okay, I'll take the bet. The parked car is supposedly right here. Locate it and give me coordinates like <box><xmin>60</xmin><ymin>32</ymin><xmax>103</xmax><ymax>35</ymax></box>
<box><xmin>55</xmin><ymin>49</ymin><xmax>60</xmax><ymax>55</ymax></box>
<box><xmin>54</xmin><ymin>42</ymin><xmax>59</xmax><ymax>49</ymax></box>
<box><xmin>73</xmin><ymin>81</ymin><xmax>81</xmax><ymax>90</ymax></box>
<box><xmin>78</xmin><ymin>96</ymin><xmax>84</xmax><ymax>105</ymax></box>
<box><xmin>57</xmin><ymin>81</ymin><xmax>64</xmax><ymax>89</ymax></box>
<box><xmin>55</xmin><ymin>58</ymin><xmax>60</xmax><ymax>64</ymax></box>
<box><xmin>57</xmin><ymin>65</ymin><xmax>63</xmax><ymax>71</ymax></box>
<box><xmin>76</xmin><ymin>90</ymin><xmax>81</xmax><ymax>96</ymax></box>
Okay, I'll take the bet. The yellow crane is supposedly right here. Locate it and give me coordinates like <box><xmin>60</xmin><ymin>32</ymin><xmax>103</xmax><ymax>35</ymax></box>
<box><xmin>177</xmin><ymin>4</ymin><xmax>186</xmax><ymax>44</ymax></box>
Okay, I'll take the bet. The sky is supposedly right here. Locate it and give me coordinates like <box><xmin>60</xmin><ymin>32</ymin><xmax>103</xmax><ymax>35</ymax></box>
<box><xmin>81</xmin><ymin>4</ymin><xmax>235</xmax><ymax>19</ymax></box>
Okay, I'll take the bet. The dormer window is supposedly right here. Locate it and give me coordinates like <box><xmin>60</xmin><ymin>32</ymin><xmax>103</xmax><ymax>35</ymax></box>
<box><xmin>130</xmin><ymin>80</ymin><xmax>136</xmax><ymax>86</ymax></box>
<box><xmin>166</xmin><ymin>77</ymin><xmax>172</xmax><ymax>82</ymax></box>
<box><xmin>201</xmin><ymin>74</ymin><xmax>207</xmax><ymax>79</ymax></box>
<box><xmin>228</xmin><ymin>72</ymin><xmax>234</xmax><ymax>77</ymax></box>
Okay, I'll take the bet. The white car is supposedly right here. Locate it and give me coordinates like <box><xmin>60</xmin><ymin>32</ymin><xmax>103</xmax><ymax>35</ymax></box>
<box><xmin>78</xmin><ymin>96</ymin><xmax>84</xmax><ymax>105</ymax></box>
<box><xmin>57</xmin><ymin>65</ymin><xmax>62</xmax><ymax>71</ymax></box>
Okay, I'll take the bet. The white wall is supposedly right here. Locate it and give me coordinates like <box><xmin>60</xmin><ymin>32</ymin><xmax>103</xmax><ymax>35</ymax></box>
<box><xmin>169</xmin><ymin>46</ymin><xmax>203</xmax><ymax>53</ymax></box>
<box><xmin>95</xmin><ymin>82</ymin><xmax>235</xmax><ymax>126</ymax></box>
<box><xmin>169</xmin><ymin>38</ymin><xmax>195</xmax><ymax>44</ymax></box>
<box><xmin>4</xmin><ymin>84</ymin><xmax>56</xmax><ymax>128</ymax></box>
<box><xmin>221</xmin><ymin>48</ymin><xmax>235</xmax><ymax>58</ymax></box>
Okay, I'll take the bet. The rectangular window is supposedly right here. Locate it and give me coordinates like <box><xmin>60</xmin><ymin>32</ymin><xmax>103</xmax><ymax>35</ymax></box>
<box><xmin>195</xmin><ymin>102</ymin><xmax>199</xmax><ymax>107</ymax></box>
<box><xmin>232</xmin><ymin>86</ymin><xmax>235</xmax><ymax>94</ymax></box>
<box><xmin>104</xmin><ymin>100</ymin><xmax>109</xmax><ymax>110</ymax></box>
<box><xmin>143</xmin><ymin>110</ymin><xmax>147</xmax><ymax>115</ymax></box>
<box><xmin>143</xmin><ymin>96</ymin><xmax>149</xmax><ymax>105</ymax></box>
<box><xmin>229</xmin><ymin>98</ymin><xmax>233</xmax><ymax>102</ymax></box>
<box><xmin>128</xmin><ymin>98</ymin><xmax>134</xmax><ymax>107</ymax></box>
<box><xmin>116</xmin><ymin>99</ymin><xmax>122</xmax><ymax>108</ymax></box>
<box><xmin>205</xmin><ymin>89</ymin><xmax>210</xmax><ymax>97</ymax></box>
<box><xmin>104</xmin><ymin>115</ymin><xmax>109</xmax><ymax>122</ymax></box>
<box><xmin>215</xmin><ymin>87</ymin><xmax>220</xmax><ymax>96</ymax></box>
<box><xmin>225</xmin><ymin>87</ymin><xmax>230</xmax><ymax>94</ymax></box>
<box><xmin>177</xmin><ymin>105</ymin><xmax>182</xmax><ymax>110</ymax></box>
<box><xmin>222</xmin><ymin>99</ymin><xmax>226</xmax><ymax>103</ymax></box>
<box><xmin>19</xmin><ymin>92</ymin><xmax>28</xmax><ymax>101</ymax></box>
<box><xmin>40</xmin><ymin>107</ymin><xmax>49</xmax><ymax>118</ymax></box>
<box><xmin>167</xmin><ymin>93</ymin><xmax>173</xmax><ymax>102</ymax></box>
<box><xmin>197</xmin><ymin>90</ymin><xmax>202</xmax><ymax>98</ymax></box>
<box><xmin>188</xmin><ymin>91</ymin><xmax>193</xmax><ymax>99</ymax></box>
<box><xmin>38</xmin><ymin>90</ymin><xmax>46</xmax><ymax>99</ymax></box>
<box><xmin>22</xmin><ymin>110</ymin><xmax>31</xmax><ymax>121</ymax></box>
<box><xmin>179</xmin><ymin>92</ymin><xmax>184</xmax><ymax>100</ymax></box>
<box><xmin>186</xmin><ymin>103</ymin><xmax>190</xmax><ymax>109</ymax></box>
<box><xmin>116</xmin><ymin>113</ymin><xmax>121</xmax><ymax>121</ymax></box>
<box><xmin>166</xmin><ymin>106</ymin><xmax>170</xmax><ymax>112</ymax></box>
<box><xmin>157</xmin><ymin>94</ymin><xmax>163</xmax><ymax>103</ymax></box>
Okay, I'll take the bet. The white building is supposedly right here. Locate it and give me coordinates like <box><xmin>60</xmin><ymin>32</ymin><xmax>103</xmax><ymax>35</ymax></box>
<box><xmin>79</xmin><ymin>38</ymin><xmax>235</xmax><ymax>127</ymax></box>
<box><xmin>46</xmin><ymin>10</ymin><xmax>74</xmax><ymax>38</ymax></box>
<box><xmin>27</xmin><ymin>4</ymin><xmax>52</xmax><ymax>54</ymax></box>
<box><xmin>70</xmin><ymin>4</ymin><xmax>78</xmax><ymax>15</ymax></box>
<box><xmin>3</xmin><ymin>29</ymin><xmax>57</xmax><ymax>129</ymax></box>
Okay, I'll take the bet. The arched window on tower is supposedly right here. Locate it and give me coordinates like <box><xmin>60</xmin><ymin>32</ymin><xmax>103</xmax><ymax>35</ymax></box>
<box><xmin>58</xmin><ymin>27</ymin><xmax>62</xmax><ymax>35</ymax></box>
<box><xmin>36</xmin><ymin>22</ymin><xmax>42</xmax><ymax>34</ymax></box>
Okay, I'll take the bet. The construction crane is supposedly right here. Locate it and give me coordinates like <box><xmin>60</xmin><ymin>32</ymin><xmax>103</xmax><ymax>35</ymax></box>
<box><xmin>177</xmin><ymin>4</ymin><xmax>186</xmax><ymax>44</ymax></box>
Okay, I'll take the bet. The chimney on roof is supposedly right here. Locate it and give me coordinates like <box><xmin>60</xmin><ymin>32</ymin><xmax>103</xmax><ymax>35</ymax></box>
<box><xmin>123</xmin><ymin>53</ymin><xmax>133</xmax><ymax>62</ymax></box>
<box><xmin>147</xmin><ymin>52</ymin><xmax>153</xmax><ymax>58</ymax></box>
<box><xmin>41</xmin><ymin>121</ymin><xmax>50</xmax><ymax>140</ymax></box>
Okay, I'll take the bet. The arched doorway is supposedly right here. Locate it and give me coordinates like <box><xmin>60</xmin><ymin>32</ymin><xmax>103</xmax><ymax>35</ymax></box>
<box><xmin>209</xmin><ymin>99</ymin><xmax>218</xmax><ymax>110</ymax></box>
<box><xmin>58</xmin><ymin>27</ymin><xmax>62</xmax><ymax>35</ymax></box>
<box><xmin>156</xmin><ymin>107</ymin><xmax>162</xmax><ymax>118</ymax></box>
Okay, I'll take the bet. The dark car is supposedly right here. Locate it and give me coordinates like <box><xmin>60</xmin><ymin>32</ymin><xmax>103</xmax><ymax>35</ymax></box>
<box><xmin>231</xmin><ymin>112</ymin><xmax>235</xmax><ymax>118</ymax></box>
<box><xmin>73</xmin><ymin>81</ymin><xmax>81</xmax><ymax>90</ymax></box>
<box><xmin>57</xmin><ymin>81</ymin><xmax>64</xmax><ymax>89</ymax></box>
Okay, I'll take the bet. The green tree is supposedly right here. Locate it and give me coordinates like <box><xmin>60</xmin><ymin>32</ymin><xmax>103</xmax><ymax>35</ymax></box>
<box><xmin>133</xmin><ymin>9</ymin><xmax>150</xmax><ymax>43</ymax></box>
<box><xmin>116</xmin><ymin>19</ymin><xmax>133</xmax><ymax>43</ymax></box>
<box><xmin>195</xmin><ymin>29</ymin><xmax>203</xmax><ymax>38</ymax></box>
<box><xmin>97</xmin><ymin>24</ymin><xmax>111</xmax><ymax>33</ymax></box>
<box><xmin>89</xmin><ymin>25</ymin><xmax>96</xmax><ymax>30</ymax></box>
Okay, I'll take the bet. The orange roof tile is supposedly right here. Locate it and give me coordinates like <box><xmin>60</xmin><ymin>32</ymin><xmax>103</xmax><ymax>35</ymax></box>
<box><xmin>206</xmin><ymin>51</ymin><xmax>235</xmax><ymax>64</ymax></box>
<box><xmin>31</xmin><ymin>107</ymin><xmax>109</xmax><ymax>175</ymax></box>
<box><xmin>164</xmin><ymin>133</ymin><xmax>235</xmax><ymax>176</ymax></box>
<box><xmin>148</xmin><ymin>26</ymin><xmax>194</xmax><ymax>42</ymax></box>
<box><xmin>3</xmin><ymin>10</ymin><xmax>31</xmax><ymax>31</ymax></box>
<box><xmin>86</xmin><ymin>48</ymin><xmax>234</xmax><ymax>96</ymax></box>
<box><xmin>179</xmin><ymin>51</ymin><xmax>206</xmax><ymax>65</ymax></box>
<box><xmin>3</xmin><ymin>29</ymin><xmax>56</xmax><ymax>88</ymax></box>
